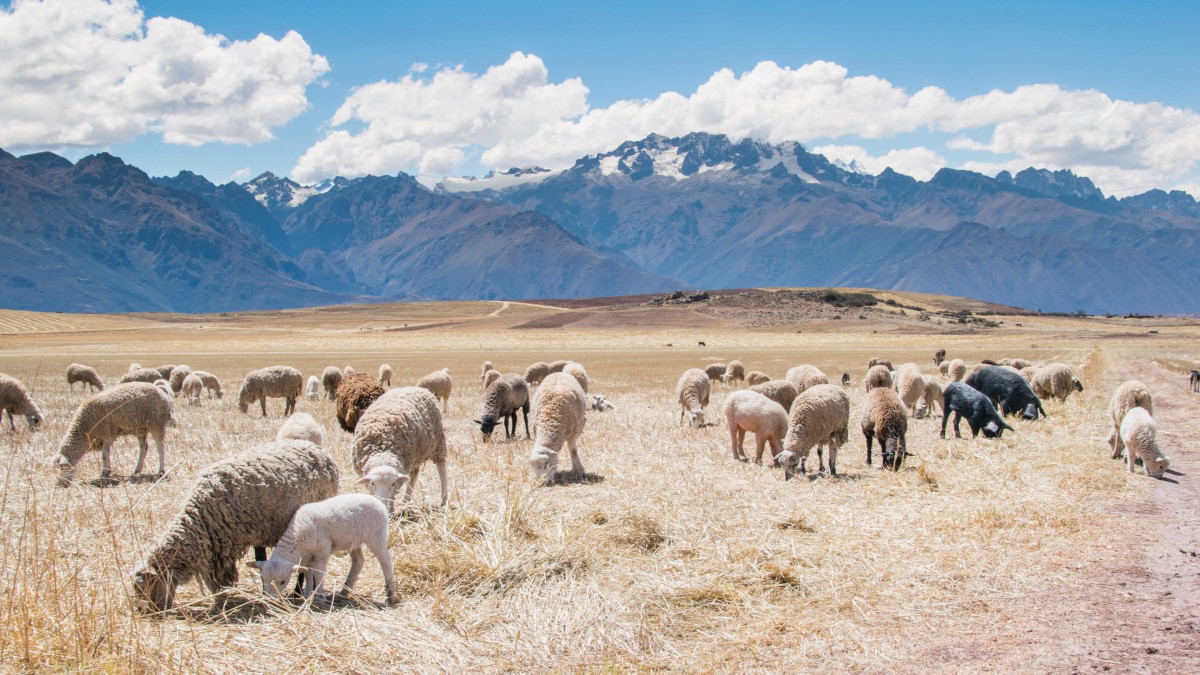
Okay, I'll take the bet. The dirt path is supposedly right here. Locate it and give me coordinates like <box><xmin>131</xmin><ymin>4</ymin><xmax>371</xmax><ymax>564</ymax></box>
<box><xmin>487</xmin><ymin>301</ymin><xmax>510</xmax><ymax>317</ymax></box>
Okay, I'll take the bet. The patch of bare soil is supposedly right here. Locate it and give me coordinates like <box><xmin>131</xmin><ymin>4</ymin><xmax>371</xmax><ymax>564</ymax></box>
<box><xmin>510</xmin><ymin>312</ymin><xmax>596</xmax><ymax>329</ymax></box>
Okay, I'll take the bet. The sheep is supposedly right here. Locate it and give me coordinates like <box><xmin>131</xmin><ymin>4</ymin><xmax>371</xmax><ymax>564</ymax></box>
<box><xmin>378</xmin><ymin>364</ymin><xmax>393</xmax><ymax>387</ymax></box>
<box><xmin>238</xmin><ymin>366</ymin><xmax>303</xmax><ymax>417</ymax></box>
<box><xmin>774</xmin><ymin>384</ymin><xmax>850</xmax><ymax>479</ymax></box>
<box><xmin>938</xmin><ymin>362</ymin><xmax>949</xmax><ymax>376</ymax></box>
<box><xmin>52</xmin><ymin>382</ymin><xmax>174</xmax><ymax>484</ymax></box>
<box><xmin>524</xmin><ymin>361</ymin><xmax>551</xmax><ymax>387</ymax></box>
<box><xmin>168</xmin><ymin>365</ymin><xmax>192</xmax><ymax>396</ymax></box>
<box><xmin>529</xmin><ymin>372</ymin><xmax>588</xmax><ymax>483</ymax></box>
<box><xmin>0</xmin><ymin>373</ymin><xmax>43</xmax><ymax>431</ymax></box>
<box><xmin>1030</xmin><ymin>363</ymin><xmax>1084</xmax><ymax>402</ymax></box>
<box><xmin>484</xmin><ymin>369</ymin><xmax>500</xmax><ymax>389</ymax></box>
<box><xmin>841</xmin><ymin>371</ymin><xmax>851</xmax><ymax>386</ymax></box>
<box><xmin>276</xmin><ymin>412</ymin><xmax>325</xmax><ymax>446</ymax></box>
<box><xmin>704</xmin><ymin>363</ymin><xmax>728</xmax><ymax>383</ymax></box>
<box><xmin>947</xmin><ymin>359</ymin><xmax>967</xmax><ymax>382</ymax></box>
<box><xmin>940</xmin><ymin>382</ymin><xmax>1012</xmax><ymax>439</ymax></box>
<box><xmin>154</xmin><ymin>365</ymin><xmax>176</xmax><ymax>380</ymax></box>
<box><xmin>933</xmin><ymin>348</ymin><xmax>946</xmax><ymax>366</ymax></box>
<box><xmin>1107</xmin><ymin>380</ymin><xmax>1153</xmax><ymax>460</ymax></box>
<box><xmin>343</xmin><ymin>366</ymin><xmax>355</xmax><ymax>376</ymax></box>
<box><xmin>66</xmin><ymin>363</ymin><xmax>105</xmax><ymax>392</ymax></box>
<box><xmin>191</xmin><ymin>371</ymin><xmax>222</xmax><ymax>399</ymax></box>
<box><xmin>867</xmin><ymin>357</ymin><xmax>893</xmax><ymax>371</ymax></box>
<box><xmin>863</xmin><ymin>365</ymin><xmax>893</xmax><ymax>392</ymax></box>
<box><xmin>1119</xmin><ymin>407</ymin><xmax>1170</xmax><ymax>478</ymax></box>
<box><xmin>476</xmin><ymin>373</ymin><xmax>530</xmax><ymax>439</ymax></box>
<box><xmin>998</xmin><ymin>358</ymin><xmax>1032</xmax><ymax>370</ymax></box>
<box><xmin>130</xmin><ymin>440</ymin><xmax>339</xmax><ymax>612</ymax></box>
<box><xmin>1020</xmin><ymin>366</ymin><xmax>1039</xmax><ymax>382</ymax></box>
<box><xmin>1191</xmin><ymin>369</ymin><xmax>1200</xmax><ymax>393</ymax></box>
<box><xmin>921</xmin><ymin>376</ymin><xmax>943</xmax><ymax>417</ymax></box>
<box><xmin>895</xmin><ymin>365</ymin><xmax>927</xmax><ymax>417</ymax></box>
<box><xmin>120</xmin><ymin>367</ymin><xmax>162</xmax><ymax>384</ymax></box>
<box><xmin>181</xmin><ymin>372</ymin><xmax>204</xmax><ymax>406</ymax></box>
<box><xmin>964</xmin><ymin>366</ymin><xmax>1046</xmax><ymax>420</ymax></box>
<box><xmin>152</xmin><ymin>379</ymin><xmax>173</xmax><ymax>399</ymax></box>
<box><xmin>590</xmin><ymin>394</ymin><xmax>615</xmax><ymax>412</ymax></box>
<box><xmin>128</xmin><ymin>363</ymin><xmax>142</xmax><ymax>373</ymax></box>
<box><xmin>785</xmin><ymin>364</ymin><xmax>829</xmax><ymax>394</ymax></box>
<box><xmin>675</xmin><ymin>368</ymin><xmax>711</xmax><ymax>428</ymax></box>
<box><xmin>723</xmin><ymin>390</ymin><xmax>788</xmax><ymax>464</ymax></box>
<box><xmin>750</xmin><ymin>380</ymin><xmax>799</xmax><ymax>413</ymax></box>
<box><xmin>321</xmin><ymin>366</ymin><xmax>343</xmax><ymax>401</ymax></box>
<box><xmin>335</xmin><ymin>373</ymin><xmax>386</xmax><ymax>433</ymax></box>
<box><xmin>745</xmin><ymin>371</ymin><xmax>771</xmax><ymax>387</ymax></box>
<box><xmin>417</xmin><ymin>368</ymin><xmax>453</xmax><ymax>411</ymax></box>
<box><xmin>305</xmin><ymin>375</ymin><xmax>320</xmax><ymax>401</ymax></box>
<box><xmin>861</xmin><ymin>387</ymin><xmax>908</xmax><ymax>470</ymax></box>
<box><xmin>547</xmin><ymin>360</ymin><xmax>570</xmax><ymax>374</ymax></box>
<box><xmin>722</xmin><ymin>360</ymin><xmax>746</xmax><ymax>386</ymax></box>
<box><xmin>481</xmin><ymin>361</ymin><xmax>494</xmax><ymax>388</ymax></box>
<box><xmin>248</xmin><ymin>493</ymin><xmax>396</xmax><ymax>605</ymax></box>
<box><xmin>562</xmin><ymin>362</ymin><xmax>589</xmax><ymax>393</ymax></box>
<box><xmin>353</xmin><ymin>386</ymin><xmax>449</xmax><ymax>511</ymax></box>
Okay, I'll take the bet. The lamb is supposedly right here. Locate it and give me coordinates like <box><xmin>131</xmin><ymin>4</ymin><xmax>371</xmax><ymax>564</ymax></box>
<box><xmin>947</xmin><ymin>359</ymin><xmax>967</xmax><ymax>382</ymax></box>
<box><xmin>192</xmin><ymin>371</ymin><xmax>222</xmax><ymax>398</ymax></box>
<box><xmin>723</xmin><ymin>390</ymin><xmax>788</xmax><ymax>464</ymax></box>
<box><xmin>276</xmin><ymin>412</ymin><xmax>325</xmax><ymax>446</ymax></box>
<box><xmin>1030</xmin><ymin>363</ymin><xmax>1084</xmax><ymax>402</ymax></box>
<box><xmin>1107</xmin><ymin>380</ymin><xmax>1153</xmax><ymax>460</ymax></box>
<box><xmin>130</xmin><ymin>440</ymin><xmax>339</xmax><ymax>612</ymax></box>
<box><xmin>237</xmin><ymin>366</ymin><xmax>303</xmax><ymax>417</ymax></box>
<box><xmin>773</xmin><ymin>384</ymin><xmax>850</xmax><ymax>479</ymax></box>
<box><xmin>52</xmin><ymin>382</ymin><xmax>174</xmax><ymax>484</ymax></box>
<box><xmin>745</xmin><ymin>371</ymin><xmax>771</xmax><ymax>387</ymax></box>
<box><xmin>481</xmin><ymin>361</ymin><xmax>494</xmax><ymax>388</ymax></box>
<box><xmin>722</xmin><ymin>360</ymin><xmax>746</xmax><ymax>386</ymax></box>
<box><xmin>590</xmin><ymin>394</ymin><xmax>616</xmax><ymax>412</ymax></box>
<box><xmin>547</xmin><ymin>360</ymin><xmax>570</xmax><ymax>374</ymax></box>
<box><xmin>66</xmin><ymin>363</ymin><xmax>105</xmax><ymax>392</ymax></box>
<box><xmin>248</xmin><ymin>493</ymin><xmax>396</xmax><ymax>605</ymax></box>
<box><xmin>476</xmin><ymin>373</ymin><xmax>530</xmax><ymax>439</ymax></box>
<box><xmin>120</xmin><ymin>367</ymin><xmax>162</xmax><ymax>384</ymax></box>
<box><xmin>168</xmin><ymin>365</ymin><xmax>193</xmax><ymax>396</ymax></box>
<box><xmin>529</xmin><ymin>372</ymin><xmax>588</xmax><ymax>483</ymax></box>
<box><xmin>0</xmin><ymin>373</ymin><xmax>43</xmax><ymax>431</ymax></box>
<box><xmin>704</xmin><ymin>363</ymin><xmax>728</xmax><ymax>383</ymax></box>
<box><xmin>417</xmin><ymin>368</ymin><xmax>453</xmax><ymax>411</ymax></box>
<box><xmin>785</xmin><ymin>364</ymin><xmax>829</xmax><ymax>394</ymax></box>
<box><xmin>861</xmin><ymin>387</ymin><xmax>908</xmax><ymax>470</ymax></box>
<box><xmin>1118</xmin><ymin>407</ymin><xmax>1170</xmax><ymax>478</ymax></box>
<box><xmin>378</xmin><ymin>364</ymin><xmax>393</xmax><ymax>387</ymax></box>
<box><xmin>675</xmin><ymin>368</ymin><xmax>711</xmax><ymax>428</ymax></box>
<box><xmin>523</xmin><ymin>361</ymin><xmax>550</xmax><ymax>387</ymax></box>
<box><xmin>867</xmin><ymin>357</ymin><xmax>893</xmax><ymax>371</ymax></box>
<box><xmin>305</xmin><ymin>375</ymin><xmax>320</xmax><ymax>401</ymax></box>
<box><xmin>154</xmin><ymin>365</ymin><xmax>176</xmax><ymax>380</ymax></box>
<box><xmin>921</xmin><ymin>376</ymin><xmax>943</xmax><ymax>417</ymax></box>
<box><xmin>562</xmin><ymin>362</ymin><xmax>589</xmax><ymax>393</ymax></box>
<box><xmin>964</xmin><ymin>366</ymin><xmax>1047</xmax><ymax>419</ymax></box>
<box><xmin>321</xmin><ymin>366</ymin><xmax>343</xmax><ymax>401</ymax></box>
<box><xmin>895</xmin><ymin>365</ymin><xmax>927</xmax><ymax>417</ymax></box>
<box><xmin>940</xmin><ymin>382</ymin><xmax>1012</xmax><ymax>439</ymax></box>
<box><xmin>181</xmin><ymin>372</ymin><xmax>204</xmax><ymax>406</ymax></box>
<box><xmin>353</xmin><ymin>386</ymin><xmax>449</xmax><ymax>511</ymax></box>
<box><xmin>484</xmin><ymin>369</ymin><xmax>501</xmax><ymax>389</ymax></box>
<box><xmin>933</xmin><ymin>349</ymin><xmax>946</xmax><ymax>366</ymax></box>
<box><xmin>863</xmin><ymin>365</ymin><xmax>893</xmax><ymax>392</ymax></box>
<box><xmin>335</xmin><ymin>373</ymin><xmax>386</xmax><ymax>433</ymax></box>
<box><xmin>751</xmin><ymin>379</ymin><xmax>799</xmax><ymax>412</ymax></box>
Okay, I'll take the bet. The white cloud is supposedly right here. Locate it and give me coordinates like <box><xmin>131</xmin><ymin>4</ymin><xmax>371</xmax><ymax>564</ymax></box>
<box><xmin>0</xmin><ymin>0</ymin><xmax>328</xmax><ymax>150</ymax></box>
<box><xmin>812</xmin><ymin>145</ymin><xmax>946</xmax><ymax>181</ymax></box>
<box><xmin>228</xmin><ymin>166</ymin><xmax>252</xmax><ymax>183</ymax></box>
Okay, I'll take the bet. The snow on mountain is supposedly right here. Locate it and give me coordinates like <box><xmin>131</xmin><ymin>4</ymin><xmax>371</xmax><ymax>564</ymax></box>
<box><xmin>435</xmin><ymin>166</ymin><xmax>561</xmax><ymax>193</ymax></box>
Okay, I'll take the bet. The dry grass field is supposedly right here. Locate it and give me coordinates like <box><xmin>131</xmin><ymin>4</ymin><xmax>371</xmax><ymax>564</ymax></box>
<box><xmin>1</xmin><ymin>290</ymin><xmax>1198</xmax><ymax>672</ymax></box>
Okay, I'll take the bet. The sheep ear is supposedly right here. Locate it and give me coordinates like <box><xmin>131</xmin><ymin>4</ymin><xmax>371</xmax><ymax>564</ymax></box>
<box><xmin>245</xmin><ymin>561</ymin><xmax>262</xmax><ymax>570</ymax></box>
<box><xmin>473</xmin><ymin>419</ymin><xmax>482</xmax><ymax>424</ymax></box>
<box><xmin>357</xmin><ymin>476</ymin><xmax>371</xmax><ymax>485</ymax></box>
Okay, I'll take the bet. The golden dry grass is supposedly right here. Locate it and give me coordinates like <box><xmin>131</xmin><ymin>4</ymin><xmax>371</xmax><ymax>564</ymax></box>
<box><xmin>0</xmin><ymin>298</ymin><xmax>1193</xmax><ymax>671</ymax></box>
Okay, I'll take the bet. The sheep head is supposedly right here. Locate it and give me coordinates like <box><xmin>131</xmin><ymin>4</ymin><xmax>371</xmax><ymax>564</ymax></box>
<box><xmin>131</xmin><ymin>563</ymin><xmax>175</xmax><ymax>612</ymax></box>
<box><xmin>773</xmin><ymin>450</ymin><xmax>801</xmax><ymax>480</ymax></box>
<box><xmin>530</xmin><ymin>445</ymin><xmax>558</xmax><ymax>484</ymax></box>
<box><xmin>52</xmin><ymin>454</ymin><xmax>76</xmax><ymax>487</ymax></box>
<box><xmin>1072</xmin><ymin>378</ymin><xmax>1084</xmax><ymax>393</ymax></box>
<box><xmin>685</xmin><ymin>409</ymin><xmax>705</xmax><ymax>429</ymax></box>
<box><xmin>358</xmin><ymin>464</ymin><xmax>409</xmax><ymax>515</ymax></box>
<box><xmin>246</xmin><ymin>559</ymin><xmax>294</xmax><ymax>598</ymax></box>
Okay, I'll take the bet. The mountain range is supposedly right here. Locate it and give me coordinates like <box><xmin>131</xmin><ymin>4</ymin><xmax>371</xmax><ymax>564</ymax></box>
<box><xmin>2</xmin><ymin>132</ymin><xmax>1199</xmax><ymax>314</ymax></box>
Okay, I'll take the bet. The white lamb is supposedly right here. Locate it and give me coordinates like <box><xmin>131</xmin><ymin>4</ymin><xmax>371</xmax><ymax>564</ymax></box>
<box><xmin>723</xmin><ymin>390</ymin><xmax>788</xmax><ymax>464</ymax></box>
<box><xmin>276</xmin><ymin>412</ymin><xmax>325</xmax><ymax>446</ymax></box>
<box><xmin>529</xmin><ymin>372</ymin><xmax>588</xmax><ymax>484</ymax></box>
<box><xmin>1118</xmin><ymin>407</ymin><xmax>1170</xmax><ymax>478</ymax></box>
<box><xmin>305</xmin><ymin>375</ymin><xmax>320</xmax><ymax>401</ymax></box>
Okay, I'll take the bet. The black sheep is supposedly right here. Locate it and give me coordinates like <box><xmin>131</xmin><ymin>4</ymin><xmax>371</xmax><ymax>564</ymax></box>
<box><xmin>941</xmin><ymin>382</ymin><xmax>1013</xmax><ymax>438</ymax></box>
<box><xmin>964</xmin><ymin>366</ymin><xmax>1047</xmax><ymax>420</ymax></box>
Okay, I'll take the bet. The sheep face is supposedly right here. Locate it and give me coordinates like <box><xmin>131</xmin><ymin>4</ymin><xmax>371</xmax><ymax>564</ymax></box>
<box><xmin>25</xmin><ymin>410</ymin><xmax>43</xmax><ymax>429</ymax></box>
<box><xmin>1072</xmin><ymin>378</ymin><xmax>1084</xmax><ymax>393</ymax></box>
<box><xmin>52</xmin><ymin>454</ymin><xmax>76</xmax><ymax>486</ymax></box>
<box><xmin>188</xmin><ymin>397</ymin><xmax>201</xmax><ymax>407</ymax></box>
<box><xmin>530</xmin><ymin>446</ymin><xmax>558</xmax><ymax>484</ymax></box>
<box><xmin>685</xmin><ymin>409</ymin><xmax>705</xmax><ymax>428</ymax></box>
<box><xmin>773</xmin><ymin>450</ymin><xmax>801</xmax><ymax>480</ymax></box>
<box><xmin>131</xmin><ymin>563</ymin><xmax>175</xmax><ymax>612</ymax></box>
<box><xmin>1020</xmin><ymin>403</ymin><xmax>1038</xmax><ymax>420</ymax></box>
<box><xmin>248</xmin><ymin>559</ymin><xmax>295</xmax><ymax>598</ymax></box>
<box><xmin>981</xmin><ymin>420</ymin><xmax>1003</xmax><ymax>438</ymax></box>
<box><xmin>478</xmin><ymin>413</ymin><xmax>499</xmax><ymax>438</ymax></box>
<box><xmin>358</xmin><ymin>465</ymin><xmax>409</xmax><ymax>514</ymax></box>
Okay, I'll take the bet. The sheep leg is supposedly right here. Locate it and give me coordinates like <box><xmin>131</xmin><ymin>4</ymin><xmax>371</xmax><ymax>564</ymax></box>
<box><xmin>503</xmin><ymin>412</ymin><xmax>514</xmax><ymax>439</ymax></box>
<box><xmin>754</xmin><ymin>433</ymin><xmax>769</xmax><ymax>465</ymax></box>
<box><xmin>953</xmin><ymin>412</ymin><xmax>964</xmax><ymax>438</ymax></box>
<box><xmin>729</xmin><ymin>424</ymin><xmax>741</xmax><ymax>461</ymax></box>
<box><xmin>307</xmin><ymin>554</ymin><xmax>330</xmax><ymax>597</ymax></box>
<box><xmin>368</xmin><ymin>539</ymin><xmax>397</xmax><ymax>605</ymax></box>
<box><xmin>1127</xmin><ymin>447</ymin><xmax>1137</xmax><ymax>474</ymax></box>
<box><xmin>133</xmin><ymin>435</ymin><xmax>149</xmax><ymax>474</ymax></box>
<box><xmin>567</xmin><ymin>437</ymin><xmax>585</xmax><ymax>477</ymax></box>
<box><xmin>864</xmin><ymin>429</ymin><xmax>874</xmax><ymax>466</ymax></box>
<box><xmin>1110</xmin><ymin>428</ymin><xmax>1125</xmax><ymax>459</ymax></box>
<box><xmin>522</xmin><ymin>404</ymin><xmax>531</xmax><ymax>439</ymax></box>
<box><xmin>259</xmin><ymin>397</ymin><xmax>267</xmax><ymax>418</ymax></box>
<box><xmin>816</xmin><ymin>445</ymin><xmax>826</xmax><ymax>473</ymax></box>
<box><xmin>153</xmin><ymin>433</ymin><xmax>166</xmax><ymax>476</ymax></box>
<box><xmin>436</xmin><ymin>461</ymin><xmax>449</xmax><ymax>507</ymax></box>
<box><xmin>342</xmin><ymin>545</ymin><xmax>365</xmax><ymax>592</ymax></box>
<box><xmin>100</xmin><ymin>441</ymin><xmax>113</xmax><ymax>478</ymax></box>
<box><xmin>828</xmin><ymin>443</ymin><xmax>839</xmax><ymax>477</ymax></box>
<box><xmin>284</xmin><ymin>396</ymin><xmax>295</xmax><ymax>416</ymax></box>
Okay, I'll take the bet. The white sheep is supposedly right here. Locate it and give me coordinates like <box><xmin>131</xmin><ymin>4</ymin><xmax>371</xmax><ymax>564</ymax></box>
<box><xmin>529</xmin><ymin>372</ymin><xmax>588</xmax><ymax>484</ymax></box>
<box><xmin>722</xmin><ymin>360</ymin><xmax>746</xmax><ymax>386</ymax></box>
<box><xmin>353</xmin><ymin>387</ymin><xmax>449</xmax><ymax>512</ymax></box>
<box><xmin>0</xmin><ymin>372</ymin><xmax>43</xmax><ymax>431</ymax></box>
<box><xmin>786</xmin><ymin>364</ymin><xmax>829</xmax><ymax>394</ymax></box>
<box><xmin>863</xmin><ymin>364</ymin><xmax>893</xmax><ymax>392</ymax></box>
<box><xmin>305</xmin><ymin>375</ymin><xmax>320</xmax><ymax>401</ymax></box>
<box><xmin>168</xmin><ymin>365</ymin><xmax>193</xmax><ymax>397</ymax></box>
<box><xmin>745</xmin><ymin>370</ymin><xmax>771</xmax><ymax>387</ymax></box>
<box><xmin>416</xmin><ymin>367</ymin><xmax>452</xmax><ymax>411</ymax></box>
<box><xmin>120</xmin><ymin>367</ymin><xmax>162</xmax><ymax>384</ymax></box>
<box><xmin>238</xmin><ymin>366</ymin><xmax>304</xmax><ymax>417</ymax></box>
<box><xmin>590</xmin><ymin>394</ymin><xmax>616</xmax><ymax>412</ymax></box>
<box><xmin>723</xmin><ymin>390</ymin><xmax>788</xmax><ymax>463</ymax></box>
<box><xmin>152</xmin><ymin>379</ymin><xmax>174</xmax><ymax>399</ymax></box>
<box><xmin>750</xmin><ymin>380</ymin><xmax>799</xmax><ymax>413</ymax></box>
<box><xmin>774</xmin><ymin>384</ymin><xmax>850</xmax><ymax>479</ymax></box>
<box><xmin>154</xmin><ymin>365</ymin><xmax>176</xmax><ymax>380</ymax></box>
<box><xmin>192</xmin><ymin>371</ymin><xmax>222</xmax><ymax>399</ymax></box>
<box><xmin>66</xmin><ymin>363</ymin><xmax>105</xmax><ymax>392</ymax></box>
<box><xmin>895</xmin><ymin>365</ymin><xmax>926</xmax><ymax>417</ymax></box>
<box><xmin>947</xmin><ymin>359</ymin><xmax>967</xmax><ymax>382</ymax></box>
<box><xmin>1020</xmin><ymin>366</ymin><xmax>1039</xmax><ymax>382</ymax></box>
<box><xmin>343</xmin><ymin>366</ymin><xmax>355</xmax><ymax>376</ymax></box>
<box><xmin>378</xmin><ymin>364</ymin><xmax>393</xmax><ymax>388</ymax></box>
<box><xmin>248</xmin><ymin>493</ymin><xmax>397</xmax><ymax>605</ymax></box>
<box><xmin>321</xmin><ymin>366</ymin><xmax>343</xmax><ymax>401</ymax></box>
<box><xmin>547</xmin><ymin>360</ymin><xmax>570</xmax><ymax>374</ymax></box>
<box><xmin>1031</xmin><ymin>363</ymin><xmax>1083</xmax><ymax>402</ymax></box>
<box><xmin>1119</xmin><ymin>407</ymin><xmax>1170</xmax><ymax>478</ymax></box>
<box><xmin>562</xmin><ymin>361</ymin><xmax>589</xmax><ymax>393</ymax></box>
<box><xmin>675</xmin><ymin>368</ymin><xmax>711</xmax><ymax>428</ymax></box>
<box><xmin>276</xmin><ymin>412</ymin><xmax>325</xmax><ymax>446</ymax></box>
<box><xmin>524</xmin><ymin>361</ymin><xmax>550</xmax><ymax>387</ymax></box>
<box><xmin>861</xmin><ymin>386</ymin><xmax>908</xmax><ymax>470</ymax></box>
<box><xmin>483</xmin><ymin>369</ymin><xmax>500</xmax><ymax>389</ymax></box>
<box><xmin>53</xmin><ymin>382</ymin><xmax>175</xmax><ymax>484</ymax></box>
<box><xmin>128</xmin><ymin>363</ymin><xmax>142</xmax><ymax>373</ymax></box>
<box><xmin>181</xmin><ymin>372</ymin><xmax>204</xmax><ymax>406</ymax></box>
<box><xmin>1107</xmin><ymin>380</ymin><xmax>1153</xmax><ymax>460</ymax></box>
<box><xmin>921</xmin><ymin>375</ymin><xmax>943</xmax><ymax>417</ymax></box>
<box><xmin>481</xmin><ymin>360</ymin><xmax>494</xmax><ymax>388</ymax></box>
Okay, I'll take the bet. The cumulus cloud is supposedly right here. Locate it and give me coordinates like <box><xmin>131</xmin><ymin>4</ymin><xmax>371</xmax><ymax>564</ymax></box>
<box><xmin>0</xmin><ymin>0</ymin><xmax>329</xmax><ymax>150</ymax></box>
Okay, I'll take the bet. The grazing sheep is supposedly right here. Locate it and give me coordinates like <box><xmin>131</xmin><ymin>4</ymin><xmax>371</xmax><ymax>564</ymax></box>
<box><xmin>0</xmin><ymin>373</ymin><xmax>43</xmax><ymax>431</ymax></box>
<box><xmin>249</xmin><ymin>493</ymin><xmax>396</xmax><ymax>605</ymax></box>
<box><xmin>863</xmin><ymin>365</ymin><xmax>893</xmax><ymax>392</ymax></box>
<box><xmin>745</xmin><ymin>371</ymin><xmax>771</xmax><ymax>387</ymax></box>
<box><xmin>529</xmin><ymin>372</ymin><xmax>588</xmax><ymax>483</ymax></box>
<box><xmin>154</xmin><ymin>365</ymin><xmax>176</xmax><ymax>380</ymax></box>
<box><xmin>191</xmin><ymin>371</ymin><xmax>222</xmax><ymax>398</ymax></box>
<box><xmin>947</xmin><ymin>359</ymin><xmax>967</xmax><ymax>382</ymax></box>
<box><xmin>723</xmin><ymin>390</ymin><xmax>788</xmax><ymax>463</ymax></box>
<box><xmin>321</xmin><ymin>366</ymin><xmax>343</xmax><ymax>401</ymax></box>
<box><xmin>921</xmin><ymin>376</ymin><xmax>943</xmax><ymax>417</ymax></box>
<box><xmin>1191</xmin><ymin>369</ymin><xmax>1200</xmax><ymax>393</ymax></box>
<box><xmin>168</xmin><ymin>365</ymin><xmax>192</xmax><ymax>396</ymax></box>
<box><xmin>305</xmin><ymin>375</ymin><xmax>321</xmax><ymax>401</ymax></box>
<box><xmin>785</xmin><ymin>364</ymin><xmax>829</xmax><ymax>394</ymax></box>
<box><xmin>547</xmin><ymin>360</ymin><xmax>570</xmax><ymax>374</ymax></box>
<box><xmin>895</xmin><ymin>365</ymin><xmax>927</xmax><ymax>418</ymax></box>
<box><xmin>774</xmin><ymin>384</ymin><xmax>850</xmax><ymax>479</ymax></box>
<box><xmin>484</xmin><ymin>369</ymin><xmax>500</xmax><ymax>389</ymax></box>
<box><xmin>867</xmin><ymin>357</ymin><xmax>893</xmax><ymax>371</ymax></box>
<box><xmin>964</xmin><ymin>366</ymin><xmax>1047</xmax><ymax>420</ymax></box>
<box><xmin>704</xmin><ymin>363</ymin><xmax>728</xmax><ymax>383</ymax></box>
<box><xmin>335</xmin><ymin>373</ymin><xmax>386</xmax><ymax>433</ymax></box>
<box><xmin>750</xmin><ymin>380</ymin><xmax>799</xmax><ymax>413</ymax></box>
<box><xmin>1119</xmin><ymin>407</ymin><xmax>1170</xmax><ymax>478</ymax></box>
<box><xmin>841</xmin><ymin>371</ymin><xmax>851</xmax><ymax>386</ymax></box>
<box><xmin>353</xmin><ymin>387</ymin><xmax>449</xmax><ymax>511</ymax></box>
<box><xmin>120</xmin><ymin>367</ymin><xmax>162</xmax><ymax>384</ymax></box>
<box><xmin>590</xmin><ymin>394</ymin><xmax>615</xmax><ymax>412</ymax></box>
<box><xmin>1030</xmin><ymin>363</ymin><xmax>1084</xmax><ymax>402</ymax></box>
<box><xmin>722</xmin><ymin>360</ymin><xmax>746</xmax><ymax>386</ymax></box>
<box><xmin>998</xmin><ymin>358</ymin><xmax>1032</xmax><ymax>370</ymax></box>
<box><xmin>181</xmin><ymin>372</ymin><xmax>204</xmax><ymax>406</ymax></box>
<box><xmin>524</xmin><ymin>361</ymin><xmax>551</xmax><ymax>387</ymax></box>
<box><xmin>417</xmin><ymin>368</ymin><xmax>453</xmax><ymax>411</ymax></box>
<box><xmin>66</xmin><ymin>363</ymin><xmax>105</xmax><ymax>392</ymax></box>
<box><xmin>378</xmin><ymin>364</ymin><xmax>393</xmax><ymax>388</ymax></box>
<box><xmin>940</xmin><ymin>382</ymin><xmax>1012</xmax><ymax>439</ymax></box>
<box><xmin>476</xmin><ymin>374</ymin><xmax>530</xmax><ymax>439</ymax></box>
<box><xmin>52</xmin><ymin>382</ymin><xmax>174</xmax><ymax>484</ymax></box>
<box><xmin>1107</xmin><ymin>380</ymin><xmax>1153</xmax><ymax>460</ymax></box>
<box><xmin>238</xmin><ymin>366</ymin><xmax>303</xmax><ymax>417</ymax></box>
<box><xmin>933</xmin><ymin>349</ymin><xmax>946</xmax><ymax>366</ymax></box>
<box><xmin>861</xmin><ymin>387</ymin><xmax>908</xmax><ymax>470</ymax></box>
<box><xmin>276</xmin><ymin>412</ymin><xmax>325</xmax><ymax>446</ymax></box>
<box><xmin>675</xmin><ymin>368</ymin><xmax>711</xmax><ymax>428</ymax></box>
<box><xmin>562</xmin><ymin>362</ymin><xmax>589</xmax><ymax>393</ymax></box>
<box><xmin>1020</xmin><ymin>366</ymin><xmax>1039</xmax><ymax>382</ymax></box>
<box><xmin>130</xmin><ymin>440</ymin><xmax>339</xmax><ymax>612</ymax></box>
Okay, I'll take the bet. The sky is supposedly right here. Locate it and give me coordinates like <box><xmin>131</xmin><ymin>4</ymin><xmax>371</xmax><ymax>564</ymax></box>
<box><xmin>2</xmin><ymin>0</ymin><xmax>1199</xmax><ymax>197</ymax></box>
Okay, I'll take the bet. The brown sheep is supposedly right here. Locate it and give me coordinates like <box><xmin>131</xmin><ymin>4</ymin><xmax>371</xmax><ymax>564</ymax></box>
<box><xmin>335</xmin><ymin>373</ymin><xmax>386</xmax><ymax>433</ymax></box>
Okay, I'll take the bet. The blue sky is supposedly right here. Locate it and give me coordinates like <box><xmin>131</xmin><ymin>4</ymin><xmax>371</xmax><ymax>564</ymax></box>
<box><xmin>3</xmin><ymin>0</ymin><xmax>1199</xmax><ymax>196</ymax></box>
